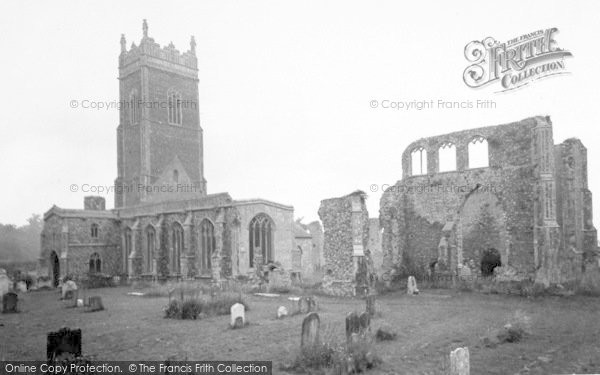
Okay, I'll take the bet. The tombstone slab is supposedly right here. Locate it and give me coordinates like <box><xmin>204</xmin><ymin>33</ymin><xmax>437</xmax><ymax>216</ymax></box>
<box><xmin>277</xmin><ymin>306</ymin><xmax>288</xmax><ymax>319</ymax></box>
<box><xmin>450</xmin><ymin>347</ymin><xmax>470</xmax><ymax>375</ymax></box>
<box><xmin>407</xmin><ymin>276</ymin><xmax>419</xmax><ymax>295</ymax></box>
<box><xmin>47</xmin><ymin>328</ymin><xmax>82</xmax><ymax>361</ymax></box>
<box><xmin>2</xmin><ymin>292</ymin><xmax>18</xmax><ymax>313</ymax></box>
<box><xmin>301</xmin><ymin>312</ymin><xmax>320</xmax><ymax>348</ymax></box>
<box><xmin>230</xmin><ymin>303</ymin><xmax>245</xmax><ymax>328</ymax></box>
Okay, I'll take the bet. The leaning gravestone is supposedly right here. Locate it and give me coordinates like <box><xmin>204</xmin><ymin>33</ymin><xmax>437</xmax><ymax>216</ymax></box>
<box><xmin>230</xmin><ymin>303</ymin><xmax>245</xmax><ymax>328</ymax></box>
<box><xmin>407</xmin><ymin>276</ymin><xmax>419</xmax><ymax>295</ymax></box>
<box><xmin>301</xmin><ymin>312</ymin><xmax>320</xmax><ymax>348</ymax></box>
<box><xmin>358</xmin><ymin>311</ymin><xmax>371</xmax><ymax>334</ymax></box>
<box><xmin>366</xmin><ymin>294</ymin><xmax>376</xmax><ymax>316</ymax></box>
<box><xmin>85</xmin><ymin>296</ymin><xmax>104</xmax><ymax>312</ymax></box>
<box><xmin>450</xmin><ymin>347</ymin><xmax>470</xmax><ymax>375</ymax></box>
<box><xmin>62</xmin><ymin>280</ymin><xmax>78</xmax><ymax>299</ymax></box>
<box><xmin>2</xmin><ymin>292</ymin><xmax>18</xmax><ymax>313</ymax></box>
<box><xmin>47</xmin><ymin>327</ymin><xmax>82</xmax><ymax>361</ymax></box>
<box><xmin>345</xmin><ymin>312</ymin><xmax>361</xmax><ymax>341</ymax></box>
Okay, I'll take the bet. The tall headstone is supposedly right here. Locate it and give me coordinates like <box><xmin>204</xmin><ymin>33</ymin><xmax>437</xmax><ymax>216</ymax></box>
<box><xmin>2</xmin><ymin>292</ymin><xmax>18</xmax><ymax>313</ymax></box>
<box><xmin>345</xmin><ymin>312</ymin><xmax>361</xmax><ymax>341</ymax></box>
<box><xmin>230</xmin><ymin>303</ymin><xmax>245</xmax><ymax>328</ymax></box>
<box><xmin>407</xmin><ymin>276</ymin><xmax>419</xmax><ymax>295</ymax></box>
<box><xmin>47</xmin><ymin>328</ymin><xmax>82</xmax><ymax>361</ymax></box>
<box><xmin>450</xmin><ymin>347</ymin><xmax>470</xmax><ymax>375</ymax></box>
<box><xmin>301</xmin><ymin>312</ymin><xmax>320</xmax><ymax>348</ymax></box>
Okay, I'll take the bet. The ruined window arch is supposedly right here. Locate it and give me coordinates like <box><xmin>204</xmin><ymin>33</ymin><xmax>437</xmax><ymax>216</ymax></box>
<box><xmin>167</xmin><ymin>89</ymin><xmax>182</xmax><ymax>125</ymax></box>
<box><xmin>171</xmin><ymin>222</ymin><xmax>183</xmax><ymax>274</ymax></box>
<box><xmin>480</xmin><ymin>247</ymin><xmax>501</xmax><ymax>276</ymax></box>
<box><xmin>145</xmin><ymin>225</ymin><xmax>155</xmax><ymax>273</ymax></box>
<box><xmin>410</xmin><ymin>146</ymin><xmax>427</xmax><ymax>176</ymax></box>
<box><xmin>89</xmin><ymin>252</ymin><xmax>101</xmax><ymax>273</ymax></box>
<box><xmin>438</xmin><ymin>142</ymin><xmax>457</xmax><ymax>172</ymax></box>
<box><xmin>90</xmin><ymin>223</ymin><xmax>99</xmax><ymax>238</ymax></box>
<box><xmin>199</xmin><ymin>219</ymin><xmax>215</xmax><ymax>275</ymax></box>
<box><xmin>249</xmin><ymin>214</ymin><xmax>274</xmax><ymax>267</ymax></box>
<box><xmin>129</xmin><ymin>90</ymin><xmax>139</xmax><ymax>125</ymax></box>
<box><xmin>468</xmin><ymin>136</ymin><xmax>489</xmax><ymax>168</ymax></box>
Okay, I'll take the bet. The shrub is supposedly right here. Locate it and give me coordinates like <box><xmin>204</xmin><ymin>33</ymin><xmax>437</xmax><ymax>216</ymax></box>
<box><xmin>164</xmin><ymin>293</ymin><xmax>249</xmax><ymax>320</ymax></box>
<box><xmin>375</xmin><ymin>327</ymin><xmax>397</xmax><ymax>341</ymax></box>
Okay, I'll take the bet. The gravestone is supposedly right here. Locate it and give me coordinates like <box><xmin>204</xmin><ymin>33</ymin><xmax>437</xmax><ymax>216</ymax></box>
<box><xmin>47</xmin><ymin>328</ymin><xmax>82</xmax><ymax>361</ymax></box>
<box><xmin>366</xmin><ymin>294</ymin><xmax>376</xmax><ymax>316</ymax></box>
<box><xmin>62</xmin><ymin>280</ymin><xmax>78</xmax><ymax>299</ymax></box>
<box><xmin>85</xmin><ymin>296</ymin><xmax>104</xmax><ymax>312</ymax></box>
<box><xmin>358</xmin><ymin>311</ymin><xmax>371</xmax><ymax>334</ymax></box>
<box><xmin>65</xmin><ymin>290</ymin><xmax>79</xmax><ymax>308</ymax></box>
<box><xmin>0</xmin><ymin>270</ymin><xmax>9</xmax><ymax>304</ymax></box>
<box><xmin>2</xmin><ymin>292</ymin><xmax>18</xmax><ymax>313</ymax></box>
<box><xmin>16</xmin><ymin>281</ymin><xmax>27</xmax><ymax>293</ymax></box>
<box><xmin>450</xmin><ymin>347</ymin><xmax>470</xmax><ymax>375</ymax></box>
<box><xmin>345</xmin><ymin>312</ymin><xmax>361</xmax><ymax>341</ymax></box>
<box><xmin>301</xmin><ymin>312</ymin><xmax>320</xmax><ymax>348</ymax></box>
<box><xmin>277</xmin><ymin>306</ymin><xmax>288</xmax><ymax>319</ymax></box>
<box><xmin>407</xmin><ymin>276</ymin><xmax>419</xmax><ymax>295</ymax></box>
<box><xmin>230</xmin><ymin>303</ymin><xmax>245</xmax><ymax>328</ymax></box>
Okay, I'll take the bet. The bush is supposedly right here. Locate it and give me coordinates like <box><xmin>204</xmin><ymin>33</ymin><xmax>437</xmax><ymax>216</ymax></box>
<box><xmin>164</xmin><ymin>293</ymin><xmax>249</xmax><ymax>320</ymax></box>
<box><xmin>81</xmin><ymin>273</ymin><xmax>115</xmax><ymax>289</ymax></box>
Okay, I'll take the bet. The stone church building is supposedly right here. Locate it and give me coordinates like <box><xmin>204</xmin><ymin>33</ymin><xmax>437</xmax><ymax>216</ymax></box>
<box><xmin>39</xmin><ymin>21</ymin><xmax>320</xmax><ymax>286</ymax></box>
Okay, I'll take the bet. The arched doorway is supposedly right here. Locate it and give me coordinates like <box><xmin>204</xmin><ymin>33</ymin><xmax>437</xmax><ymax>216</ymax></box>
<box><xmin>481</xmin><ymin>248</ymin><xmax>502</xmax><ymax>276</ymax></box>
<box><xmin>50</xmin><ymin>251</ymin><xmax>60</xmax><ymax>287</ymax></box>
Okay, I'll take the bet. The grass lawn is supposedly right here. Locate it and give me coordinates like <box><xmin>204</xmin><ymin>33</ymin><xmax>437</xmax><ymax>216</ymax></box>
<box><xmin>1</xmin><ymin>286</ymin><xmax>599</xmax><ymax>374</ymax></box>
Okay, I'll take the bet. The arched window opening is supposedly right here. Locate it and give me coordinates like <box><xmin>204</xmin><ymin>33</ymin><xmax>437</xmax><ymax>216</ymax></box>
<box><xmin>249</xmin><ymin>214</ymin><xmax>273</xmax><ymax>267</ymax></box>
<box><xmin>124</xmin><ymin>228</ymin><xmax>132</xmax><ymax>274</ymax></box>
<box><xmin>438</xmin><ymin>142</ymin><xmax>457</xmax><ymax>172</ymax></box>
<box><xmin>171</xmin><ymin>223</ymin><xmax>183</xmax><ymax>274</ymax></box>
<box><xmin>480</xmin><ymin>248</ymin><xmax>501</xmax><ymax>276</ymax></box>
<box><xmin>167</xmin><ymin>89</ymin><xmax>182</xmax><ymax>125</ymax></box>
<box><xmin>91</xmin><ymin>223</ymin><xmax>99</xmax><ymax>238</ymax></box>
<box><xmin>200</xmin><ymin>219</ymin><xmax>215</xmax><ymax>275</ymax></box>
<box><xmin>89</xmin><ymin>252</ymin><xmax>101</xmax><ymax>274</ymax></box>
<box><xmin>411</xmin><ymin>147</ymin><xmax>427</xmax><ymax>176</ymax></box>
<box><xmin>468</xmin><ymin>136</ymin><xmax>489</xmax><ymax>168</ymax></box>
<box><xmin>145</xmin><ymin>226</ymin><xmax>155</xmax><ymax>273</ymax></box>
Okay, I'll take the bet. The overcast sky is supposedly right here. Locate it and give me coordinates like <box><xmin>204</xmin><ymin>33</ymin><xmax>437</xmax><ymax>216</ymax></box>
<box><xmin>1</xmin><ymin>0</ymin><xmax>599</xmax><ymax>226</ymax></box>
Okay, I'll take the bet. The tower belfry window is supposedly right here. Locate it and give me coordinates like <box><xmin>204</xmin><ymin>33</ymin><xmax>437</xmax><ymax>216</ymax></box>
<box><xmin>168</xmin><ymin>90</ymin><xmax>182</xmax><ymax>125</ymax></box>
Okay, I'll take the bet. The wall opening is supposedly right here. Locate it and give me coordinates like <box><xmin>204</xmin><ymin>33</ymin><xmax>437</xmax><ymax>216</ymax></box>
<box><xmin>411</xmin><ymin>146</ymin><xmax>427</xmax><ymax>176</ymax></box>
<box><xmin>480</xmin><ymin>247</ymin><xmax>501</xmax><ymax>276</ymax></box>
<box><xmin>50</xmin><ymin>251</ymin><xmax>60</xmax><ymax>287</ymax></box>
<box><xmin>468</xmin><ymin>136</ymin><xmax>489</xmax><ymax>168</ymax></box>
<box><xmin>438</xmin><ymin>142</ymin><xmax>457</xmax><ymax>172</ymax></box>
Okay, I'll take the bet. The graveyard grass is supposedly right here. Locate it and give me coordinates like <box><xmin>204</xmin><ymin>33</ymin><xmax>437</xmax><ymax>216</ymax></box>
<box><xmin>2</xmin><ymin>287</ymin><xmax>600</xmax><ymax>374</ymax></box>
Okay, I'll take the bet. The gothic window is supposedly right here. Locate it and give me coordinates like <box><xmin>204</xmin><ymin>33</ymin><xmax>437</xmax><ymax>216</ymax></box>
<box><xmin>145</xmin><ymin>226</ymin><xmax>155</xmax><ymax>273</ymax></box>
<box><xmin>468</xmin><ymin>136</ymin><xmax>489</xmax><ymax>168</ymax></box>
<box><xmin>249</xmin><ymin>214</ymin><xmax>273</xmax><ymax>267</ymax></box>
<box><xmin>129</xmin><ymin>90</ymin><xmax>139</xmax><ymax>124</ymax></box>
<box><xmin>438</xmin><ymin>142</ymin><xmax>457</xmax><ymax>172</ymax></box>
<box><xmin>167</xmin><ymin>89</ymin><xmax>182</xmax><ymax>125</ymax></box>
<box><xmin>91</xmin><ymin>223</ymin><xmax>99</xmax><ymax>238</ymax></box>
<box><xmin>199</xmin><ymin>219</ymin><xmax>215</xmax><ymax>274</ymax></box>
<box><xmin>171</xmin><ymin>223</ymin><xmax>183</xmax><ymax>274</ymax></box>
<box><xmin>89</xmin><ymin>253</ymin><xmax>101</xmax><ymax>273</ymax></box>
<box><xmin>411</xmin><ymin>146</ymin><xmax>427</xmax><ymax>176</ymax></box>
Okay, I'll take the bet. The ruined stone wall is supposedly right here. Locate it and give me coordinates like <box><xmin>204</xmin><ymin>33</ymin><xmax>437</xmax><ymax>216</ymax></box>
<box><xmin>368</xmin><ymin>218</ymin><xmax>383</xmax><ymax>275</ymax></box>
<box><xmin>381</xmin><ymin>117</ymin><xmax>539</xmax><ymax>279</ymax></box>
<box><xmin>318</xmin><ymin>191</ymin><xmax>369</xmax><ymax>295</ymax></box>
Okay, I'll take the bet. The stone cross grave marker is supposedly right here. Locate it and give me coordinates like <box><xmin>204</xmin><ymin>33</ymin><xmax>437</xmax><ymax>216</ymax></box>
<box><xmin>230</xmin><ymin>303</ymin><xmax>245</xmax><ymax>328</ymax></box>
<box><xmin>301</xmin><ymin>312</ymin><xmax>320</xmax><ymax>348</ymax></box>
<box><xmin>407</xmin><ymin>276</ymin><xmax>419</xmax><ymax>295</ymax></box>
<box><xmin>345</xmin><ymin>312</ymin><xmax>361</xmax><ymax>342</ymax></box>
<box><xmin>85</xmin><ymin>296</ymin><xmax>104</xmax><ymax>312</ymax></box>
<box><xmin>2</xmin><ymin>292</ymin><xmax>18</xmax><ymax>313</ymax></box>
<box><xmin>450</xmin><ymin>347</ymin><xmax>470</xmax><ymax>375</ymax></box>
<box><xmin>47</xmin><ymin>328</ymin><xmax>82</xmax><ymax>361</ymax></box>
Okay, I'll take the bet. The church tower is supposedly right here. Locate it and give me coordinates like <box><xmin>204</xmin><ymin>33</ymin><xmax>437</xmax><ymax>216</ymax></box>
<box><xmin>115</xmin><ymin>20</ymin><xmax>206</xmax><ymax>208</ymax></box>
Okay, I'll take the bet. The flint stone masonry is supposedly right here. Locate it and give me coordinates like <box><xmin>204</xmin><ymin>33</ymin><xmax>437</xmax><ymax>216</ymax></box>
<box><xmin>318</xmin><ymin>191</ymin><xmax>371</xmax><ymax>296</ymax></box>
<box><xmin>380</xmin><ymin>116</ymin><xmax>598</xmax><ymax>287</ymax></box>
